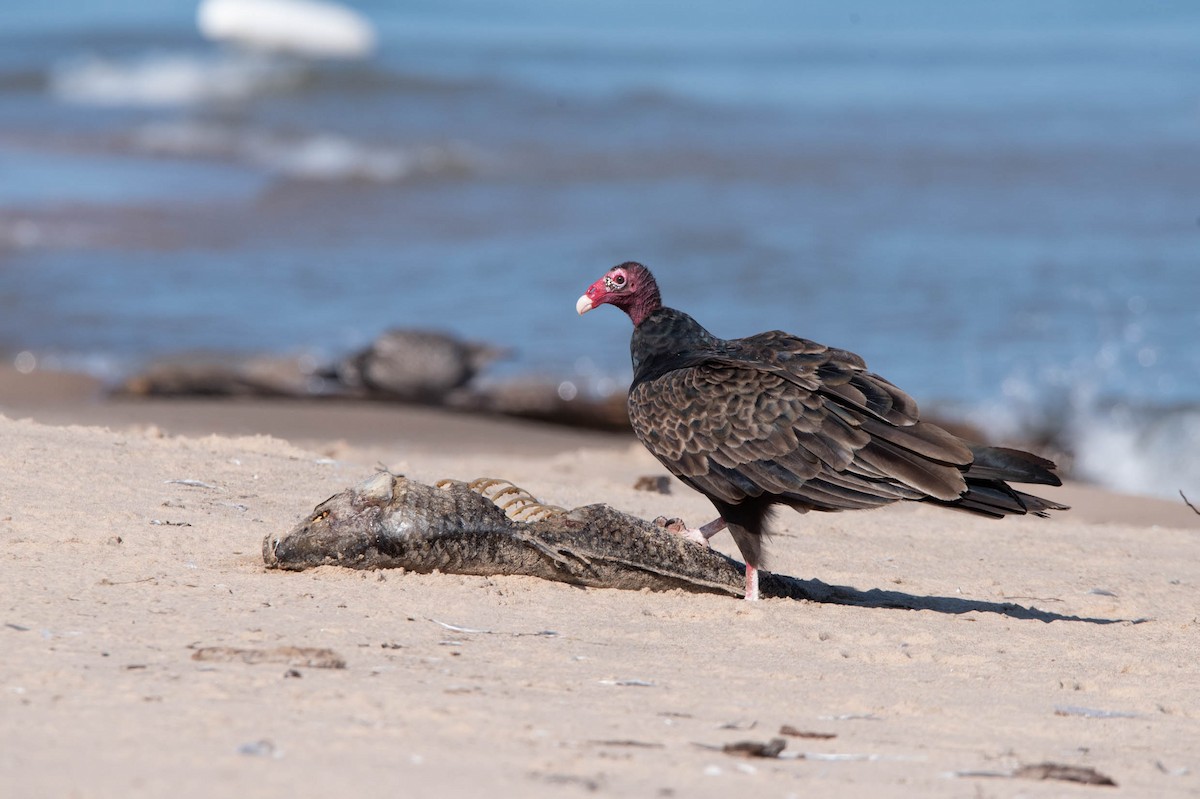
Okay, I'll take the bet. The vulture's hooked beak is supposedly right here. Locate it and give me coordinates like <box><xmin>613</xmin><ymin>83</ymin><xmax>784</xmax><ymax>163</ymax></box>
<box><xmin>575</xmin><ymin>293</ymin><xmax>594</xmax><ymax>315</ymax></box>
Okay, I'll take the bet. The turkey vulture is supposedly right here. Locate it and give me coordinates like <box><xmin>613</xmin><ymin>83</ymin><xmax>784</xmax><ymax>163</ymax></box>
<box><xmin>576</xmin><ymin>261</ymin><xmax>1067</xmax><ymax>600</ymax></box>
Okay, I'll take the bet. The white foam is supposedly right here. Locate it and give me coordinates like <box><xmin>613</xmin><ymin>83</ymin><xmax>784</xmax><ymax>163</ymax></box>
<box><xmin>1070</xmin><ymin>402</ymin><xmax>1200</xmax><ymax>500</ymax></box>
<box><xmin>967</xmin><ymin>376</ymin><xmax>1200</xmax><ymax>501</ymax></box>
<box><xmin>134</xmin><ymin>121</ymin><xmax>477</xmax><ymax>183</ymax></box>
<box><xmin>197</xmin><ymin>0</ymin><xmax>376</xmax><ymax>59</ymax></box>
<box><xmin>50</xmin><ymin>52</ymin><xmax>303</xmax><ymax>106</ymax></box>
<box><xmin>248</xmin><ymin>133</ymin><xmax>415</xmax><ymax>182</ymax></box>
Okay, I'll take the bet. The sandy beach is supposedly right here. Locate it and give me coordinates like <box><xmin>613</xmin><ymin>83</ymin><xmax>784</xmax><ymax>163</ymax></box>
<box><xmin>2</xmin><ymin>365</ymin><xmax>1198</xmax><ymax>797</ymax></box>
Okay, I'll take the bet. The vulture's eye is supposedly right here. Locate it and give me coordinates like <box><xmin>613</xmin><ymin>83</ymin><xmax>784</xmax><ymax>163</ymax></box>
<box><xmin>612</xmin><ymin>273</ymin><xmax>626</xmax><ymax>287</ymax></box>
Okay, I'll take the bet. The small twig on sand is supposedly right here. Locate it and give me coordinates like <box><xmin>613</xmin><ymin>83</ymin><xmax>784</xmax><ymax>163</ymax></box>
<box><xmin>164</xmin><ymin>479</ymin><xmax>218</xmax><ymax>490</ymax></box>
<box><xmin>1181</xmin><ymin>491</ymin><xmax>1200</xmax><ymax>515</ymax></box>
<box><xmin>953</xmin><ymin>762</ymin><xmax>1117</xmax><ymax>787</ymax></box>
<box><xmin>429</xmin><ymin>618</ymin><xmax>558</xmax><ymax>638</ymax></box>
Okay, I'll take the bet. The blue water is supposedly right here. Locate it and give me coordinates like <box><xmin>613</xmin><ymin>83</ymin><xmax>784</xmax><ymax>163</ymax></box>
<box><xmin>1</xmin><ymin>0</ymin><xmax>1198</xmax><ymax>497</ymax></box>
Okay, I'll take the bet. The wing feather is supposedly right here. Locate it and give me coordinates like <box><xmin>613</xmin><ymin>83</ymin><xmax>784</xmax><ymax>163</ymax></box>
<box><xmin>628</xmin><ymin>348</ymin><xmax>972</xmax><ymax>510</ymax></box>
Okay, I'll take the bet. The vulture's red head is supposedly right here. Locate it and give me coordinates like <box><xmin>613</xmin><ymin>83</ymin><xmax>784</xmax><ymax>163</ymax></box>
<box><xmin>576</xmin><ymin>262</ymin><xmax>662</xmax><ymax>326</ymax></box>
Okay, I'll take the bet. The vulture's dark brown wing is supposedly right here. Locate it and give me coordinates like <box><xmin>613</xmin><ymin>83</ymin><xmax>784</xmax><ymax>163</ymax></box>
<box><xmin>627</xmin><ymin>334</ymin><xmax>978</xmax><ymax>514</ymax></box>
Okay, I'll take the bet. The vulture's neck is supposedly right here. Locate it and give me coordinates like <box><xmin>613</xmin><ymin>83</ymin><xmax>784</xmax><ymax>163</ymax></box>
<box><xmin>629</xmin><ymin>307</ymin><xmax>720</xmax><ymax>387</ymax></box>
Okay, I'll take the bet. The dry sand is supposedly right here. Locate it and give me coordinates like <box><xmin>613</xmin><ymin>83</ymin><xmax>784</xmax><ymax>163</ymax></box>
<box><xmin>2</xmin><ymin>366</ymin><xmax>1198</xmax><ymax>797</ymax></box>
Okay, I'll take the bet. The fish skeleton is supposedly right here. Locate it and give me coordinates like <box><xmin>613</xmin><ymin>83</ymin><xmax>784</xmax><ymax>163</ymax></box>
<box><xmin>264</xmin><ymin>472</ymin><xmax>813</xmax><ymax>599</ymax></box>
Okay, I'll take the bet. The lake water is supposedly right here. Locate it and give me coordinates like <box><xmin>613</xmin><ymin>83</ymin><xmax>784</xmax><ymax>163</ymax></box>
<box><xmin>1</xmin><ymin>0</ymin><xmax>1198</xmax><ymax>498</ymax></box>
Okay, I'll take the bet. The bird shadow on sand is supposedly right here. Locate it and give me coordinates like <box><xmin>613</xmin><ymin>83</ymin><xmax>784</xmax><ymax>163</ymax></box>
<box><xmin>761</xmin><ymin>573</ymin><xmax>1141</xmax><ymax>625</ymax></box>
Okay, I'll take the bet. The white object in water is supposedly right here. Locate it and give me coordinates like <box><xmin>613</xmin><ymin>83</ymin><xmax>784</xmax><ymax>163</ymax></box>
<box><xmin>197</xmin><ymin>0</ymin><xmax>377</xmax><ymax>58</ymax></box>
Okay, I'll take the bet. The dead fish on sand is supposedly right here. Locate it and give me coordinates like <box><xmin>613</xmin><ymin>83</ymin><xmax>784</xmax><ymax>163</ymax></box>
<box><xmin>265</xmin><ymin>475</ymin><xmax>1127</xmax><ymax>623</ymax></box>
<box><xmin>265</xmin><ymin>472</ymin><xmax>813</xmax><ymax>599</ymax></box>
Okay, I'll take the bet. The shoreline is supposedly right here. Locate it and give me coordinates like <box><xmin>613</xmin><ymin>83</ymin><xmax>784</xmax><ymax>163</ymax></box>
<box><xmin>0</xmin><ymin>364</ymin><xmax>630</xmax><ymax>458</ymax></box>
<box><xmin>2</xmin><ymin>363</ymin><xmax>1196</xmax><ymax>528</ymax></box>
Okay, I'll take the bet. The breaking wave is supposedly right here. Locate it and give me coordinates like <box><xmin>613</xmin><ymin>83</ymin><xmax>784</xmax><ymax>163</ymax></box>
<box><xmin>49</xmin><ymin>51</ymin><xmax>308</xmax><ymax>106</ymax></box>
<box><xmin>1057</xmin><ymin>396</ymin><xmax>1200</xmax><ymax>502</ymax></box>
<box><xmin>132</xmin><ymin>120</ymin><xmax>479</xmax><ymax>183</ymax></box>
<box><xmin>44</xmin><ymin>49</ymin><xmax>493</xmax><ymax>109</ymax></box>
<box><xmin>962</xmin><ymin>378</ymin><xmax>1200</xmax><ymax>503</ymax></box>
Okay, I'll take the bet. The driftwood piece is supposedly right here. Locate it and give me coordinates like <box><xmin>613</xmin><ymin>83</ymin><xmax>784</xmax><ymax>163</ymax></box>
<box><xmin>117</xmin><ymin>353</ymin><xmax>335</xmax><ymax>398</ymax></box>
<box><xmin>109</xmin><ymin>330</ymin><xmax>634</xmax><ymax>431</ymax></box>
<box><xmin>335</xmin><ymin>329</ymin><xmax>506</xmax><ymax>402</ymax></box>
<box><xmin>446</xmin><ymin>381</ymin><xmax>631</xmax><ymax>431</ymax></box>
<box><xmin>116</xmin><ymin>329</ymin><xmax>505</xmax><ymax>404</ymax></box>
